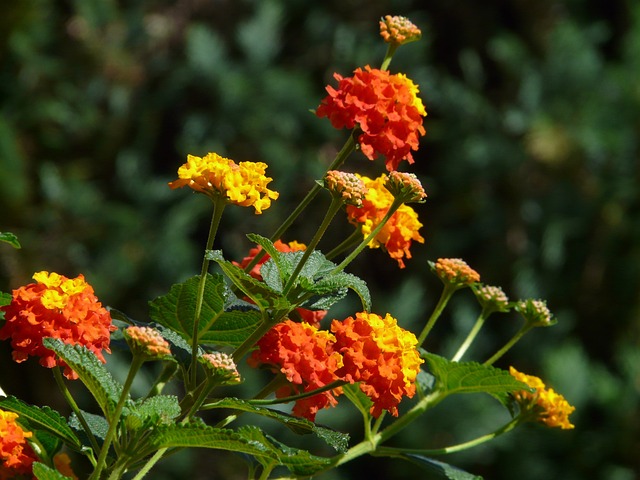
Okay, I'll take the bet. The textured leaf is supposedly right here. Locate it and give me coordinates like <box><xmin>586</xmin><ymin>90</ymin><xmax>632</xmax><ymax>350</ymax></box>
<box><xmin>423</xmin><ymin>353</ymin><xmax>531</xmax><ymax>403</ymax></box>
<box><xmin>0</xmin><ymin>396</ymin><xmax>81</xmax><ymax>450</ymax></box>
<box><xmin>69</xmin><ymin>410</ymin><xmax>108</xmax><ymax>445</ymax></box>
<box><xmin>403</xmin><ymin>455</ymin><xmax>483</xmax><ymax>480</ymax></box>
<box><xmin>33</xmin><ymin>462</ymin><xmax>74</xmax><ymax>480</ymax></box>
<box><xmin>0</xmin><ymin>231</ymin><xmax>21</xmax><ymax>249</ymax></box>
<box><xmin>42</xmin><ymin>338</ymin><xmax>125</xmax><ymax>418</ymax></box>
<box><xmin>148</xmin><ymin>273</ymin><xmax>226</xmax><ymax>341</ymax></box>
<box><xmin>198</xmin><ymin>307</ymin><xmax>262</xmax><ymax>347</ymax></box>
<box><xmin>204</xmin><ymin>397</ymin><xmax>349</xmax><ymax>452</ymax></box>
<box><xmin>127</xmin><ymin>395</ymin><xmax>181</xmax><ymax>430</ymax></box>
<box><xmin>300</xmin><ymin>271</ymin><xmax>371</xmax><ymax>312</ymax></box>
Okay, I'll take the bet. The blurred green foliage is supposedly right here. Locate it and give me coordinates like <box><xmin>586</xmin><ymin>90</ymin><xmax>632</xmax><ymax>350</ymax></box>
<box><xmin>1</xmin><ymin>0</ymin><xmax>638</xmax><ymax>479</ymax></box>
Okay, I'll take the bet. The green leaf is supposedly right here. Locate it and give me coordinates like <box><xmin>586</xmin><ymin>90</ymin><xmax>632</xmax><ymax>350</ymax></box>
<box><xmin>423</xmin><ymin>353</ymin><xmax>531</xmax><ymax>404</ymax></box>
<box><xmin>148</xmin><ymin>273</ymin><xmax>227</xmax><ymax>342</ymax></box>
<box><xmin>42</xmin><ymin>338</ymin><xmax>125</xmax><ymax>418</ymax></box>
<box><xmin>198</xmin><ymin>307</ymin><xmax>262</xmax><ymax>347</ymax></box>
<box><xmin>204</xmin><ymin>397</ymin><xmax>349</xmax><ymax>452</ymax></box>
<box><xmin>69</xmin><ymin>410</ymin><xmax>108</xmax><ymax>445</ymax></box>
<box><xmin>300</xmin><ymin>270</ymin><xmax>371</xmax><ymax>312</ymax></box>
<box><xmin>0</xmin><ymin>231</ymin><xmax>21</xmax><ymax>249</ymax></box>
<box><xmin>126</xmin><ymin>395</ymin><xmax>181</xmax><ymax>431</ymax></box>
<box><xmin>342</xmin><ymin>383</ymin><xmax>372</xmax><ymax>421</ymax></box>
<box><xmin>0</xmin><ymin>396</ymin><xmax>81</xmax><ymax>450</ymax></box>
<box><xmin>33</xmin><ymin>462</ymin><xmax>75</xmax><ymax>480</ymax></box>
<box><xmin>403</xmin><ymin>455</ymin><xmax>483</xmax><ymax>480</ymax></box>
<box><xmin>0</xmin><ymin>291</ymin><xmax>11</xmax><ymax>307</ymax></box>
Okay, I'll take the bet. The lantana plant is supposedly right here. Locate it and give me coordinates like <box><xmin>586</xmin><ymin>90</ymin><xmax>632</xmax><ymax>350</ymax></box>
<box><xmin>0</xmin><ymin>16</ymin><xmax>574</xmax><ymax>480</ymax></box>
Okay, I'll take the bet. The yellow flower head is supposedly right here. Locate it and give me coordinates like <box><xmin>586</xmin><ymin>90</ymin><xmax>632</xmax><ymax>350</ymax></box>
<box><xmin>169</xmin><ymin>152</ymin><xmax>279</xmax><ymax>214</ymax></box>
<box><xmin>509</xmin><ymin>367</ymin><xmax>575</xmax><ymax>429</ymax></box>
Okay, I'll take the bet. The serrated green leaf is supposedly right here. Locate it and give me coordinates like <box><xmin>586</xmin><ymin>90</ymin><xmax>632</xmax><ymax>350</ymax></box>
<box><xmin>208</xmin><ymin>250</ymin><xmax>293</xmax><ymax>320</ymax></box>
<box><xmin>43</xmin><ymin>338</ymin><xmax>124</xmax><ymax>418</ymax></box>
<box><xmin>69</xmin><ymin>410</ymin><xmax>108</xmax><ymax>445</ymax></box>
<box><xmin>0</xmin><ymin>396</ymin><xmax>81</xmax><ymax>449</ymax></box>
<box><xmin>204</xmin><ymin>397</ymin><xmax>349</xmax><ymax>452</ymax></box>
<box><xmin>246</xmin><ymin>234</ymin><xmax>287</xmax><ymax>276</ymax></box>
<box><xmin>148</xmin><ymin>274</ymin><xmax>227</xmax><ymax>342</ymax></box>
<box><xmin>127</xmin><ymin>395</ymin><xmax>181</xmax><ymax>431</ymax></box>
<box><xmin>423</xmin><ymin>353</ymin><xmax>531</xmax><ymax>404</ymax></box>
<box><xmin>260</xmin><ymin>258</ymin><xmax>284</xmax><ymax>291</ymax></box>
<box><xmin>0</xmin><ymin>232</ymin><xmax>21</xmax><ymax>249</ymax></box>
<box><xmin>403</xmin><ymin>455</ymin><xmax>483</xmax><ymax>480</ymax></box>
<box><xmin>33</xmin><ymin>462</ymin><xmax>74</xmax><ymax>480</ymax></box>
<box><xmin>300</xmin><ymin>271</ymin><xmax>371</xmax><ymax>312</ymax></box>
<box><xmin>198</xmin><ymin>307</ymin><xmax>262</xmax><ymax>347</ymax></box>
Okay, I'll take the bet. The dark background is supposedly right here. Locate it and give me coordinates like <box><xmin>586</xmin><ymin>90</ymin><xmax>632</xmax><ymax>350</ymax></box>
<box><xmin>1</xmin><ymin>1</ymin><xmax>639</xmax><ymax>479</ymax></box>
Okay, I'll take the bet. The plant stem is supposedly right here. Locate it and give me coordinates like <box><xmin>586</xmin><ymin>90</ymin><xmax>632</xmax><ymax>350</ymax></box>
<box><xmin>325</xmin><ymin>229</ymin><xmax>362</xmax><ymax>261</ymax></box>
<box><xmin>247</xmin><ymin>380</ymin><xmax>346</xmax><ymax>406</ymax></box>
<box><xmin>417</xmin><ymin>285</ymin><xmax>457</xmax><ymax>347</ymax></box>
<box><xmin>189</xmin><ymin>197</ymin><xmax>226</xmax><ymax>389</ymax></box>
<box><xmin>52</xmin><ymin>367</ymin><xmax>99</xmax><ymax>464</ymax></box>
<box><xmin>484</xmin><ymin>323</ymin><xmax>534</xmax><ymax>366</ymax></box>
<box><xmin>282</xmin><ymin>197</ymin><xmax>343</xmax><ymax>295</ymax></box>
<box><xmin>381</xmin><ymin>44</ymin><xmax>398</xmax><ymax>71</ymax></box>
<box><xmin>90</xmin><ymin>356</ymin><xmax>144</xmax><ymax>480</ymax></box>
<box><xmin>232</xmin><ymin>312</ymin><xmax>280</xmax><ymax>362</ymax></box>
<box><xmin>330</xmin><ymin>197</ymin><xmax>404</xmax><ymax>275</ymax></box>
<box><xmin>451</xmin><ymin>310</ymin><xmax>490</xmax><ymax>362</ymax></box>
<box><xmin>130</xmin><ymin>448</ymin><xmax>167</xmax><ymax>480</ymax></box>
<box><xmin>375</xmin><ymin>417</ymin><xmax>521</xmax><ymax>457</ymax></box>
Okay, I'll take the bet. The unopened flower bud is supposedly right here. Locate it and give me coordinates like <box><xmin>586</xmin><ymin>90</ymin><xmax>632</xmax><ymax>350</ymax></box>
<box><xmin>200</xmin><ymin>351</ymin><xmax>241</xmax><ymax>384</ymax></box>
<box><xmin>125</xmin><ymin>326</ymin><xmax>171</xmax><ymax>359</ymax></box>
<box><xmin>473</xmin><ymin>284</ymin><xmax>510</xmax><ymax>314</ymax></box>
<box><xmin>515</xmin><ymin>299</ymin><xmax>556</xmax><ymax>327</ymax></box>
<box><xmin>430</xmin><ymin>258</ymin><xmax>480</xmax><ymax>287</ymax></box>
<box><xmin>379</xmin><ymin>15</ymin><xmax>422</xmax><ymax>46</ymax></box>
<box><xmin>385</xmin><ymin>171</ymin><xmax>427</xmax><ymax>203</ymax></box>
<box><xmin>324</xmin><ymin>170</ymin><xmax>368</xmax><ymax>207</ymax></box>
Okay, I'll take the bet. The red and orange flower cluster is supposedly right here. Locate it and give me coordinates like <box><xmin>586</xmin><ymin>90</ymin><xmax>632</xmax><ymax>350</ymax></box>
<box><xmin>0</xmin><ymin>409</ymin><xmax>38</xmax><ymax>478</ymax></box>
<box><xmin>316</xmin><ymin>65</ymin><xmax>426</xmax><ymax>172</ymax></box>
<box><xmin>0</xmin><ymin>272</ymin><xmax>115</xmax><ymax>379</ymax></box>
<box><xmin>250</xmin><ymin>312</ymin><xmax>423</xmax><ymax>420</ymax></box>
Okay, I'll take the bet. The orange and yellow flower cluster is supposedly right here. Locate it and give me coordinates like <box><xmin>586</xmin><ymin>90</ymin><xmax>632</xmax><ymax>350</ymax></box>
<box><xmin>316</xmin><ymin>65</ymin><xmax>427</xmax><ymax>172</ymax></box>
<box><xmin>0</xmin><ymin>272</ymin><xmax>115</xmax><ymax>379</ymax></box>
<box><xmin>346</xmin><ymin>174</ymin><xmax>424</xmax><ymax>268</ymax></box>
<box><xmin>250</xmin><ymin>312</ymin><xmax>423</xmax><ymax>420</ymax></box>
<box><xmin>169</xmin><ymin>152</ymin><xmax>279</xmax><ymax>214</ymax></box>
<box><xmin>0</xmin><ymin>410</ymin><xmax>38</xmax><ymax>478</ymax></box>
<box><xmin>509</xmin><ymin>367</ymin><xmax>575</xmax><ymax>429</ymax></box>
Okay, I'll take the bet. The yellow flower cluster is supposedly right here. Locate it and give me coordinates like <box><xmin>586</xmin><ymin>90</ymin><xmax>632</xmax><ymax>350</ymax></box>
<box><xmin>509</xmin><ymin>367</ymin><xmax>575</xmax><ymax>429</ymax></box>
<box><xmin>169</xmin><ymin>152</ymin><xmax>279</xmax><ymax>214</ymax></box>
<box><xmin>34</xmin><ymin>271</ymin><xmax>88</xmax><ymax>310</ymax></box>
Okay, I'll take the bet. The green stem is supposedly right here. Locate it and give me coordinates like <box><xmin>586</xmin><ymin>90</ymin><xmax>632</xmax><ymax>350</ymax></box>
<box><xmin>53</xmin><ymin>367</ymin><xmax>99</xmax><ymax>464</ymax></box>
<box><xmin>417</xmin><ymin>284</ymin><xmax>457</xmax><ymax>347</ymax></box>
<box><xmin>380</xmin><ymin>44</ymin><xmax>398</xmax><ymax>71</ymax></box>
<box><xmin>232</xmin><ymin>313</ymin><xmax>280</xmax><ymax>362</ymax></box>
<box><xmin>90</xmin><ymin>356</ymin><xmax>144</xmax><ymax>480</ymax></box>
<box><xmin>325</xmin><ymin>229</ymin><xmax>362</xmax><ymax>261</ymax></box>
<box><xmin>375</xmin><ymin>417</ymin><xmax>521</xmax><ymax>457</ymax></box>
<box><xmin>130</xmin><ymin>448</ymin><xmax>167</xmax><ymax>480</ymax></box>
<box><xmin>282</xmin><ymin>197</ymin><xmax>343</xmax><ymax>294</ymax></box>
<box><xmin>247</xmin><ymin>380</ymin><xmax>346</xmax><ymax>406</ymax></box>
<box><xmin>189</xmin><ymin>197</ymin><xmax>227</xmax><ymax>389</ymax></box>
<box><xmin>330</xmin><ymin>197</ymin><xmax>404</xmax><ymax>275</ymax></box>
<box><xmin>484</xmin><ymin>323</ymin><xmax>534</xmax><ymax>366</ymax></box>
<box><xmin>451</xmin><ymin>310</ymin><xmax>491</xmax><ymax>362</ymax></box>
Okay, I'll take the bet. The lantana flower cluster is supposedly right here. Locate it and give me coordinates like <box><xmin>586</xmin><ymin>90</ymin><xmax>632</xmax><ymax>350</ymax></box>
<box><xmin>346</xmin><ymin>174</ymin><xmax>425</xmax><ymax>268</ymax></box>
<box><xmin>0</xmin><ymin>409</ymin><xmax>38</xmax><ymax>478</ymax></box>
<box><xmin>316</xmin><ymin>65</ymin><xmax>427</xmax><ymax>171</ymax></box>
<box><xmin>250</xmin><ymin>312</ymin><xmax>423</xmax><ymax>420</ymax></box>
<box><xmin>0</xmin><ymin>271</ymin><xmax>115</xmax><ymax>379</ymax></box>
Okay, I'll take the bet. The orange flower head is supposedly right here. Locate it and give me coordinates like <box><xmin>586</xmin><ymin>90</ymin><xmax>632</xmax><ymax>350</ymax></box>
<box><xmin>0</xmin><ymin>272</ymin><xmax>115</xmax><ymax>379</ymax></box>
<box><xmin>234</xmin><ymin>240</ymin><xmax>326</xmax><ymax>326</ymax></box>
<box><xmin>201</xmin><ymin>352</ymin><xmax>241</xmax><ymax>384</ymax></box>
<box><xmin>0</xmin><ymin>409</ymin><xmax>38</xmax><ymax>478</ymax></box>
<box><xmin>431</xmin><ymin>258</ymin><xmax>480</xmax><ymax>287</ymax></box>
<box><xmin>346</xmin><ymin>174</ymin><xmax>424</xmax><ymax>268</ymax></box>
<box><xmin>324</xmin><ymin>170</ymin><xmax>368</xmax><ymax>207</ymax></box>
<box><xmin>53</xmin><ymin>453</ymin><xmax>78</xmax><ymax>480</ymax></box>
<box><xmin>385</xmin><ymin>171</ymin><xmax>427</xmax><ymax>203</ymax></box>
<box><xmin>169</xmin><ymin>152</ymin><xmax>279</xmax><ymax>214</ymax></box>
<box><xmin>248</xmin><ymin>320</ymin><xmax>343</xmax><ymax>421</ymax></box>
<box><xmin>509</xmin><ymin>367</ymin><xmax>575</xmax><ymax>429</ymax></box>
<box><xmin>331</xmin><ymin>312</ymin><xmax>423</xmax><ymax>417</ymax></box>
<box><xmin>316</xmin><ymin>65</ymin><xmax>426</xmax><ymax>171</ymax></box>
<box><xmin>125</xmin><ymin>326</ymin><xmax>171</xmax><ymax>358</ymax></box>
<box><xmin>379</xmin><ymin>15</ymin><xmax>422</xmax><ymax>46</ymax></box>
<box><xmin>472</xmin><ymin>284</ymin><xmax>510</xmax><ymax>314</ymax></box>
